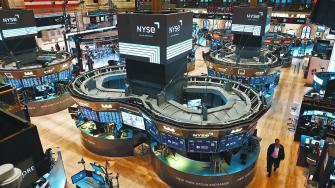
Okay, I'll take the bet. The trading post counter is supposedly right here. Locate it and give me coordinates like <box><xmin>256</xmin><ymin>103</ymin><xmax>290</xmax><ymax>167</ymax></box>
<box><xmin>79</xmin><ymin>121</ymin><xmax>134</xmax><ymax>157</ymax></box>
<box><xmin>27</xmin><ymin>92</ymin><xmax>74</xmax><ymax>116</ymax></box>
<box><xmin>151</xmin><ymin>140</ymin><xmax>260</xmax><ymax>188</ymax></box>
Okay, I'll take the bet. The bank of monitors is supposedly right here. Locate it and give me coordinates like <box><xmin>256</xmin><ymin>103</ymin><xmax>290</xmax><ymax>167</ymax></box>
<box><xmin>59</xmin><ymin>69</ymin><xmax>71</xmax><ymax>80</ymax></box>
<box><xmin>41</xmin><ymin>73</ymin><xmax>58</xmax><ymax>84</ymax></box>
<box><xmin>219</xmin><ymin>133</ymin><xmax>245</xmax><ymax>152</ymax></box>
<box><xmin>4</xmin><ymin>79</ymin><xmax>22</xmax><ymax>88</ymax></box>
<box><xmin>98</xmin><ymin>111</ymin><xmax>122</xmax><ymax>129</ymax></box>
<box><xmin>22</xmin><ymin>77</ymin><xmax>42</xmax><ymax>87</ymax></box>
<box><xmin>188</xmin><ymin>139</ymin><xmax>218</xmax><ymax>153</ymax></box>
<box><xmin>81</xmin><ymin>107</ymin><xmax>99</xmax><ymax>122</ymax></box>
<box><xmin>160</xmin><ymin>132</ymin><xmax>186</xmax><ymax>151</ymax></box>
<box><xmin>3</xmin><ymin>68</ymin><xmax>72</xmax><ymax>89</ymax></box>
<box><xmin>121</xmin><ymin>111</ymin><xmax>145</xmax><ymax>130</ymax></box>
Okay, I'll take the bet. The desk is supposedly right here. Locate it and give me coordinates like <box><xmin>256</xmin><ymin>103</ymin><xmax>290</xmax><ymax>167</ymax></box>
<box><xmin>150</xmin><ymin>140</ymin><xmax>260</xmax><ymax>188</ymax></box>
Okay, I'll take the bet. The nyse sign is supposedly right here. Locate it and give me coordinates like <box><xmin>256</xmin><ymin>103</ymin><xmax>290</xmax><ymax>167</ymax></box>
<box><xmin>136</xmin><ymin>22</ymin><xmax>160</xmax><ymax>38</ymax></box>
<box><xmin>168</xmin><ymin>20</ymin><xmax>182</xmax><ymax>38</ymax></box>
<box><xmin>2</xmin><ymin>14</ymin><xmax>20</xmax><ymax>25</ymax></box>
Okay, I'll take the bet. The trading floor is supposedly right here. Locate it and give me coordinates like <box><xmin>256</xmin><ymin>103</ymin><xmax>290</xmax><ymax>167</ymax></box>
<box><xmin>32</xmin><ymin>56</ymin><xmax>306</xmax><ymax>188</ymax></box>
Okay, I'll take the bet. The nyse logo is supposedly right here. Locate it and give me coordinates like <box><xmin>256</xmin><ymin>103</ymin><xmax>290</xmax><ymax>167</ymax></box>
<box><xmin>246</xmin><ymin>12</ymin><xmax>263</xmax><ymax>21</ymax></box>
<box><xmin>2</xmin><ymin>14</ymin><xmax>20</xmax><ymax>24</ymax></box>
<box><xmin>136</xmin><ymin>22</ymin><xmax>160</xmax><ymax>34</ymax></box>
<box><xmin>169</xmin><ymin>20</ymin><xmax>182</xmax><ymax>34</ymax></box>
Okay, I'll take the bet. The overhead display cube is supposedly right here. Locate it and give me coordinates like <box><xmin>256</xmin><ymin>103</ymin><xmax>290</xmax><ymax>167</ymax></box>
<box><xmin>118</xmin><ymin>12</ymin><xmax>193</xmax><ymax>64</ymax></box>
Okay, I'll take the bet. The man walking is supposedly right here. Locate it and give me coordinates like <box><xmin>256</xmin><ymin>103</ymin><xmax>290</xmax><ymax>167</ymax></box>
<box><xmin>267</xmin><ymin>138</ymin><xmax>285</xmax><ymax>177</ymax></box>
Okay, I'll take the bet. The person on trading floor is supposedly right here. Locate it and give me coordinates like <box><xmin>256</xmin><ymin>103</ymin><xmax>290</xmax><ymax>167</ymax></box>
<box><xmin>267</xmin><ymin>138</ymin><xmax>285</xmax><ymax>177</ymax></box>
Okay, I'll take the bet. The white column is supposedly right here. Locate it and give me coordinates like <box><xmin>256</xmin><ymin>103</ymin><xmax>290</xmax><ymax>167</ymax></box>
<box><xmin>328</xmin><ymin>45</ymin><xmax>335</xmax><ymax>72</ymax></box>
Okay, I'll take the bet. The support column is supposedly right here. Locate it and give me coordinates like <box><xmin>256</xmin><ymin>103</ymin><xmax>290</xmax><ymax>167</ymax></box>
<box><xmin>328</xmin><ymin>46</ymin><xmax>335</xmax><ymax>72</ymax></box>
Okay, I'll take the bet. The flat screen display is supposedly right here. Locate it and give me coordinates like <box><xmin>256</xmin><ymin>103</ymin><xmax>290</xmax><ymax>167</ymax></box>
<box><xmin>81</xmin><ymin>107</ymin><xmax>99</xmax><ymax>122</ymax></box>
<box><xmin>4</xmin><ymin>79</ymin><xmax>22</xmax><ymax>88</ymax></box>
<box><xmin>59</xmin><ymin>69</ymin><xmax>71</xmax><ymax>80</ymax></box>
<box><xmin>98</xmin><ymin>111</ymin><xmax>122</xmax><ymax>130</ymax></box>
<box><xmin>188</xmin><ymin>139</ymin><xmax>218</xmax><ymax>153</ymax></box>
<box><xmin>22</xmin><ymin>77</ymin><xmax>42</xmax><ymax>88</ymax></box>
<box><xmin>92</xmin><ymin>173</ymin><xmax>105</xmax><ymax>184</ymax></box>
<box><xmin>41</xmin><ymin>73</ymin><xmax>58</xmax><ymax>84</ymax></box>
<box><xmin>187</xmin><ymin>99</ymin><xmax>201</xmax><ymax>110</ymax></box>
<box><xmin>219</xmin><ymin>133</ymin><xmax>245</xmax><ymax>151</ymax></box>
<box><xmin>121</xmin><ymin>111</ymin><xmax>145</xmax><ymax>130</ymax></box>
<box><xmin>71</xmin><ymin>170</ymin><xmax>86</xmax><ymax>184</ymax></box>
<box><xmin>0</xmin><ymin>10</ymin><xmax>36</xmax><ymax>30</ymax></box>
<box><xmin>90</xmin><ymin>163</ymin><xmax>104</xmax><ymax>173</ymax></box>
<box><xmin>143</xmin><ymin>113</ymin><xmax>160</xmax><ymax>141</ymax></box>
<box><xmin>160</xmin><ymin>132</ymin><xmax>185</xmax><ymax>151</ymax></box>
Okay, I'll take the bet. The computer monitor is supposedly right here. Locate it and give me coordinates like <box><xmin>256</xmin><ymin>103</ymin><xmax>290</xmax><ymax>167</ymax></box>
<box><xmin>90</xmin><ymin>163</ymin><xmax>104</xmax><ymax>173</ymax></box>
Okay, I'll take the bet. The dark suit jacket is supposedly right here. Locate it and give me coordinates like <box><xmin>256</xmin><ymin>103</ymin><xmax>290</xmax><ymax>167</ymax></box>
<box><xmin>267</xmin><ymin>143</ymin><xmax>285</xmax><ymax>160</ymax></box>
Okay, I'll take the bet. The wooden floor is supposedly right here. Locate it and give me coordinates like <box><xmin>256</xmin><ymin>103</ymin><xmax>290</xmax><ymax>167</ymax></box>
<box><xmin>32</xmin><ymin>57</ymin><xmax>307</xmax><ymax>188</ymax></box>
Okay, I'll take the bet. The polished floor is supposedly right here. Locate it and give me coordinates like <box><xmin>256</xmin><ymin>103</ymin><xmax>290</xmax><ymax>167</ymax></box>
<box><xmin>32</xmin><ymin>55</ymin><xmax>307</xmax><ymax>188</ymax></box>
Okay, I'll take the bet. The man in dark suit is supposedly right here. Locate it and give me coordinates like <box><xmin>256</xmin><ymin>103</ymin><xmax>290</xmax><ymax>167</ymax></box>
<box><xmin>267</xmin><ymin>138</ymin><xmax>285</xmax><ymax>177</ymax></box>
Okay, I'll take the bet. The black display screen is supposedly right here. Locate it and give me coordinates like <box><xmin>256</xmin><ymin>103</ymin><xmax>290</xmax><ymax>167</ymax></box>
<box><xmin>188</xmin><ymin>139</ymin><xmax>218</xmax><ymax>153</ymax></box>
<box><xmin>35</xmin><ymin>15</ymin><xmax>63</xmax><ymax>27</ymax></box>
<box><xmin>0</xmin><ymin>10</ymin><xmax>36</xmax><ymax>30</ymax></box>
<box><xmin>160</xmin><ymin>132</ymin><xmax>185</xmax><ymax>151</ymax></box>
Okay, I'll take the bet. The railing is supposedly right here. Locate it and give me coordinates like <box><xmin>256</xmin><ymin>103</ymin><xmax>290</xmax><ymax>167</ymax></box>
<box><xmin>68</xmin><ymin>66</ymin><xmax>268</xmax><ymax>129</ymax></box>
<box><xmin>204</xmin><ymin>44</ymin><xmax>282</xmax><ymax>69</ymax></box>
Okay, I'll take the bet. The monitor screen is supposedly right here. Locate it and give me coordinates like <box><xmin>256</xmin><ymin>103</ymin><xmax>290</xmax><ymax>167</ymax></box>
<box><xmin>4</xmin><ymin>79</ymin><xmax>22</xmax><ymax>88</ymax></box>
<box><xmin>71</xmin><ymin>170</ymin><xmax>86</xmax><ymax>184</ymax></box>
<box><xmin>160</xmin><ymin>132</ymin><xmax>185</xmax><ymax>151</ymax></box>
<box><xmin>90</xmin><ymin>163</ymin><xmax>104</xmax><ymax>173</ymax></box>
<box><xmin>98</xmin><ymin>111</ymin><xmax>122</xmax><ymax>128</ymax></box>
<box><xmin>59</xmin><ymin>69</ymin><xmax>71</xmax><ymax>80</ymax></box>
<box><xmin>81</xmin><ymin>107</ymin><xmax>99</xmax><ymax>122</ymax></box>
<box><xmin>121</xmin><ymin>111</ymin><xmax>145</xmax><ymax>130</ymax></box>
<box><xmin>219</xmin><ymin>133</ymin><xmax>245</xmax><ymax>151</ymax></box>
<box><xmin>187</xmin><ymin>99</ymin><xmax>202</xmax><ymax>110</ymax></box>
<box><xmin>143</xmin><ymin>114</ymin><xmax>160</xmax><ymax>141</ymax></box>
<box><xmin>188</xmin><ymin>139</ymin><xmax>217</xmax><ymax>153</ymax></box>
<box><xmin>92</xmin><ymin>172</ymin><xmax>105</xmax><ymax>184</ymax></box>
<box><xmin>22</xmin><ymin>77</ymin><xmax>42</xmax><ymax>88</ymax></box>
<box><xmin>41</xmin><ymin>73</ymin><xmax>58</xmax><ymax>84</ymax></box>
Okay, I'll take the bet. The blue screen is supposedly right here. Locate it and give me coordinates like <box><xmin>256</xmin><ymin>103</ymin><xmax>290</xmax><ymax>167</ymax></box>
<box><xmin>219</xmin><ymin>133</ymin><xmax>245</xmax><ymax>152</ymax></box>
<box><xmin>71</xmin><ymin>170</ymin><xmax>86</xmax><ymax>184</ymax></box>
<box><xmin>90</xmin><ymin>163</ymin><xmax>104</xmax><ymax>173</ymax></box>
<box><xmin>59</xmin><ymin>69</ymin><xmax>71</xmax><ymax>80</ymax></box>
<box><xmin>92</xmin><ymin>173</ymin><xmax>105</xmax><ymax>184</ymax></box>
<box><xmin>22</xmin><ymin>77</ymin><xmax>41</xmax><ymax>87</ymax></box>
<box><xmin>98</xmin><ymin>111</ymin><xmax>122</xmax><ymax>130</ymax></box>
<box><xmin>42</xmin><ymin>73</ymin><xmax>58</xmax><ymax>84</ymax></box>
<box><xmin>144</xmin><ymin>118</ymin><xmax>160</xmax><ymax>141</ymax></box>
<box><xmin>188</xmin><ymin>139</ymin><xmax>217</xmax><ymax>153</ymax></box>
<box><xmin>81</xmin><ymin>107</ymin><xmax>99</xmax><ymax>122</ymax></box>
<box><xmin>4</xmin><ymin>79</ymin><xmax>23</xmax><ymax>88</ymax></box>
<box><xmin>160</xmin><ymin>132</ymin><xmax>185</xmax><ymax>151</ymax></box>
